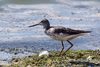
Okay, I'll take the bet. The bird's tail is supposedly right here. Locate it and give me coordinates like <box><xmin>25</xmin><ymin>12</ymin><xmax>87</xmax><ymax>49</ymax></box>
<box><xmin>84</xmin><ymin>31</ymin><xmax>91</xmax><ymax>33</ymax></box>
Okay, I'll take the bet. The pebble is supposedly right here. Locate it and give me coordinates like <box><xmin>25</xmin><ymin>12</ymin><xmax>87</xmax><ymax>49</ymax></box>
<box><xmin>39</xmin><ymin>51</ymin><xmax>49</xmax><ymax>57</ymax></box>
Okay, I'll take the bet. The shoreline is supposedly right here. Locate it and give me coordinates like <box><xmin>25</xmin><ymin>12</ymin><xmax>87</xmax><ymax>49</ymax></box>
<box><xmin>0</xmin><ymin>49</ymin><xmax>99</xmax><ymax>65</ymax></box>
<box><xmin>0</xmin><ymin>50</ymin><xmax>99</xmax><ymax>66</ymax></box>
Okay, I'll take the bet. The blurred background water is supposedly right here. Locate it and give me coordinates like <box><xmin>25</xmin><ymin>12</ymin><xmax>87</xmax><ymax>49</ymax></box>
<box><xmin>0</xmin><ymin>0</ymin><xmax>100</xmax><ymax>62</ymax></box>
<box><xmin>0</xmin><ymin>0</ymin><xmax>100</xmax><ymax>5</ymax></box>
<box><xmin>0</xmin><ymin>0</ymin><xmax>57</xmax><ymax>5</ymax></box>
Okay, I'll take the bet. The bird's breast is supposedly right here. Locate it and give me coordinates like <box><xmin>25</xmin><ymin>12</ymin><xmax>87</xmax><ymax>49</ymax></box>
<box><xmin>45</xmin><ymin>28</ymin><xmax>55</xmax><ymax>35</ymax></box>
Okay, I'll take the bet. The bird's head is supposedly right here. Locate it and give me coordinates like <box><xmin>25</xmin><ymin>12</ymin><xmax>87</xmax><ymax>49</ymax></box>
<box><xmin>28</xmin><ymin>19</ymin><xmax>50</xmax><ymax>29</ymax></box>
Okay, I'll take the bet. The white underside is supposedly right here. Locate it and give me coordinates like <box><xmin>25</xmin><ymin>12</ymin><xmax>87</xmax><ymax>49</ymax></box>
<box><xmin>48</xmin><ymin>33</ymin><xmax>86</xmax><ymax>41</ymax></box>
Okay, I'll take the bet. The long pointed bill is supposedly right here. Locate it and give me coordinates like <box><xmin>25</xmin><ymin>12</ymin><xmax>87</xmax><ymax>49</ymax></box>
<box><xmin>28</xmin><ymin>24</ymin><xmax>39</xmax><ymax>27</ymax></box>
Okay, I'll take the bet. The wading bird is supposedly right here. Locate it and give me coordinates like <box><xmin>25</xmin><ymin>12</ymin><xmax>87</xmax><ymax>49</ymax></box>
<box><xmin>29</xmin><ymin>19</ymin><xmax>91</xmax><ymax>55</ymax></box>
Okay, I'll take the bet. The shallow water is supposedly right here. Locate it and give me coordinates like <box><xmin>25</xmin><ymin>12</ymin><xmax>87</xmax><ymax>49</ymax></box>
<box><xmin>0</xmin><ymin>0</ymin><xmax>100</xmax><ymax>62</ymax></box>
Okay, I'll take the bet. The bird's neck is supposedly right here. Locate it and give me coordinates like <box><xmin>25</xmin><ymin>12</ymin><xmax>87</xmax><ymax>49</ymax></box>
<box><xmin>43</xmin><ymin>22</ymin><xmax>50</xmax><ymax>30</ymax></box>
<box><xmin>43</xmin><ymin>24</ymin><xmax>50</xmax><ymax>30</ymax></box>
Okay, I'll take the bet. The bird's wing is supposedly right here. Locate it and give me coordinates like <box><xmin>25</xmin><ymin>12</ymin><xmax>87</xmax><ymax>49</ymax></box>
<box><xmin>53</xmin><ymin>27</ymin><xmax>91</xmax><ymax>35</ymax></box>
